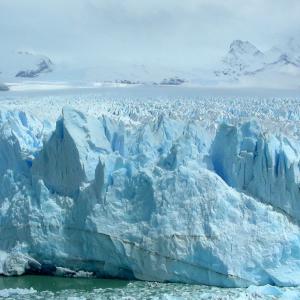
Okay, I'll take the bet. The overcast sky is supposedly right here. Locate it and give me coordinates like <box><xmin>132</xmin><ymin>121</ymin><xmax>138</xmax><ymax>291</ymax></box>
<box><xmin>1</xmin><ymin>0</ymin><xmax>300</xmax><ymax>69</ymax></box>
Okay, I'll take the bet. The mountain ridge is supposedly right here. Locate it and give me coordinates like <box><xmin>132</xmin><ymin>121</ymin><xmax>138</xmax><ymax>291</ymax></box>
<box><xmin>214</xmin><ymin>39</ymin><xmax>300</xmax><ymax>85</ymax></box>
<box><xmin>0</xmin><ymin>39</ymin><xmax>300</xmax><ymax>89</ymax></box>
<box><xmin>0</xmin><ymin>51</ymin><xmax>53</xmax><ymax>81</ymax></box>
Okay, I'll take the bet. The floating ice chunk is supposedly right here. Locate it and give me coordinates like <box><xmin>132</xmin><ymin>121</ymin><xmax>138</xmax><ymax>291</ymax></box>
<box><xmin>247</xmin><ymin>284</ymin><xmax>283</xmax><ymax>297</ymax></box>
<box><xmin>280</xmin><ymin>290</ymin><xmax>300</xmax><ymax>300</ymax></box>
<box><xmin>0</xmin><ymin>288</ymin><xmax>37</xmax><ymax>298</ymax></box>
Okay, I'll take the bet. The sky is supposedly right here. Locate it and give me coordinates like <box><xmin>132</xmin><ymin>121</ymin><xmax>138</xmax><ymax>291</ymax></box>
<box><xmin>1</xmin><ymin>0</ymin><xmax>300</xmax><ymax>69</ymax></box>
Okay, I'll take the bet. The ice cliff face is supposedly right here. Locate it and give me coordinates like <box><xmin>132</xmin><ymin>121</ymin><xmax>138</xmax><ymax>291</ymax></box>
<box><xmin>211</xmin><ymin>121</ymin><xmax>300</xmax><ymax>221</ymax></box>
<box><xmin>1</xmin><ymin>107</ymin><xmax>300</xmax><ymax>287</ymax></box>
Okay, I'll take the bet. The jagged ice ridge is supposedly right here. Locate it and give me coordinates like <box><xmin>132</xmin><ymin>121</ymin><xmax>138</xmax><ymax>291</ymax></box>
<box><xmin>1</xmin><ymin>100</ymin><xmax>300</xmax><ymax>287</ymax></box>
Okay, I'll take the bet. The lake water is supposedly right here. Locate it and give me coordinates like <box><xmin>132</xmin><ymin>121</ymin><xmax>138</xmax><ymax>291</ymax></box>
<box><xmin>0</xmin><ymin>276</ymin><xmax>300</xmax><ymax>299</ymax></box>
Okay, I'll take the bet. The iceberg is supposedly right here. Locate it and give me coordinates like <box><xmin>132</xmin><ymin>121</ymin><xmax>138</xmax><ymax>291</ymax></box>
<box><xmin>1</xmin><ymin>107</ymin><xmax>300</xmax><ymax>287</ymax></box>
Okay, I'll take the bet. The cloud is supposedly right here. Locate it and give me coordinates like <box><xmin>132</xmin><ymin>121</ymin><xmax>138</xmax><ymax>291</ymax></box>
<box><xmin>0</xmin><ymin>0</ymin><xmax>299</xmax><ymax>68</ymax></box>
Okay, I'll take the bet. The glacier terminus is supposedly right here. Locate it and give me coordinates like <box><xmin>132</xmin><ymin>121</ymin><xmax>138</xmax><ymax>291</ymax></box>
<box><xmin>1</xmin><ymin>93</ymin><xmax>300</xmax><ymax>288</ymax></box>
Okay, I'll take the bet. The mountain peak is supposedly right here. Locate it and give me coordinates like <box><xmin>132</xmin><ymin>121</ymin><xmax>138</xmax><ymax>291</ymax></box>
<box><xmin>229</xmin><ymin>40</ymin><xmax>263</xmax><ymax>57</ymax></box>
<box><xmin>214</xmin><ymin>40</ymin><xmax>266</xmax><ymax>79</ymax></box>
<box><xmin>214</xmin><ymin>38</ymin><xmax>300</xmax><ymax>85</ymax></box>
<box><xmin>0</xmin><ymin>50</ymin><xmax>54</xmax><ymax>80</ymax></box>
<box><xmin>230</xmin><ymin>39</ymin><xmax>250</xmax><ymax>48</ymax></box>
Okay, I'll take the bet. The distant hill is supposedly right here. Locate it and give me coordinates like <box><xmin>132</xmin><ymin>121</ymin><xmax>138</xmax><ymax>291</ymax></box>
<box><xmin>0</xmin><ymin>51</ymin><xmax>53</xmax><ymax>81</ymax></box>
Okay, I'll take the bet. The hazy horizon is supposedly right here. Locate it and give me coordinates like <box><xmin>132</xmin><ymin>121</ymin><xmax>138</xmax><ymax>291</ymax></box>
<box><xmin>1</xmin><ymin>0</ymin><xmax>300</xmax><ymax>69</ymax></box>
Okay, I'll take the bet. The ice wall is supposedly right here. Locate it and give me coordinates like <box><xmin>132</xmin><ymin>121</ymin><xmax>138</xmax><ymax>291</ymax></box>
<box><xmin>1</xmin><ymin>107</ymin><xmax>300</xmax><ymax>287</ymax></box>
<box><xmin>211</xmin><ymin>121</ymin><xmax>300</xmax><ymax>221</ymax></box>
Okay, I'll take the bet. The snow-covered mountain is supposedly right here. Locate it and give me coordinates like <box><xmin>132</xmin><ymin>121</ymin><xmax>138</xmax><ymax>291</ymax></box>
<box><xmin>214</xmin><ymin>40</ymin><xmax>265</xmax><ymax>79</ymax></box>
<box><xmin>0</xmin><ymin>51</ymin><xmax>53</xmax><ymax>81</ymax></box>
<box><xmin>1</xmin><ymin>39</ymin><xmax>299</xmax><ymax>89</ymax></box>
<box><xmin>0</xmin><ymin>52</ymin><xmax>189</xmax><ymax>87</ymax></box>
<box><xmin>214</xmin><ymin>39</ymin><xmax>300</xmax><ymax>87</ymax></box>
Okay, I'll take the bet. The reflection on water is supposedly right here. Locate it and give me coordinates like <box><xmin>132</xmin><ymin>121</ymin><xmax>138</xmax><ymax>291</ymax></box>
<box><xmin>0</xmin><ymin>275</ymin><xmax>129</xmax><ymax>291</ymax></box>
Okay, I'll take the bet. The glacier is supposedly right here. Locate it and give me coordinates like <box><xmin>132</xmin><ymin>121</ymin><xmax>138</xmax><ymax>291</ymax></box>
<box><xmin>1</xmin><ymin>105</ymin><xmax>300</xmax><ymax>287</ymax></box>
